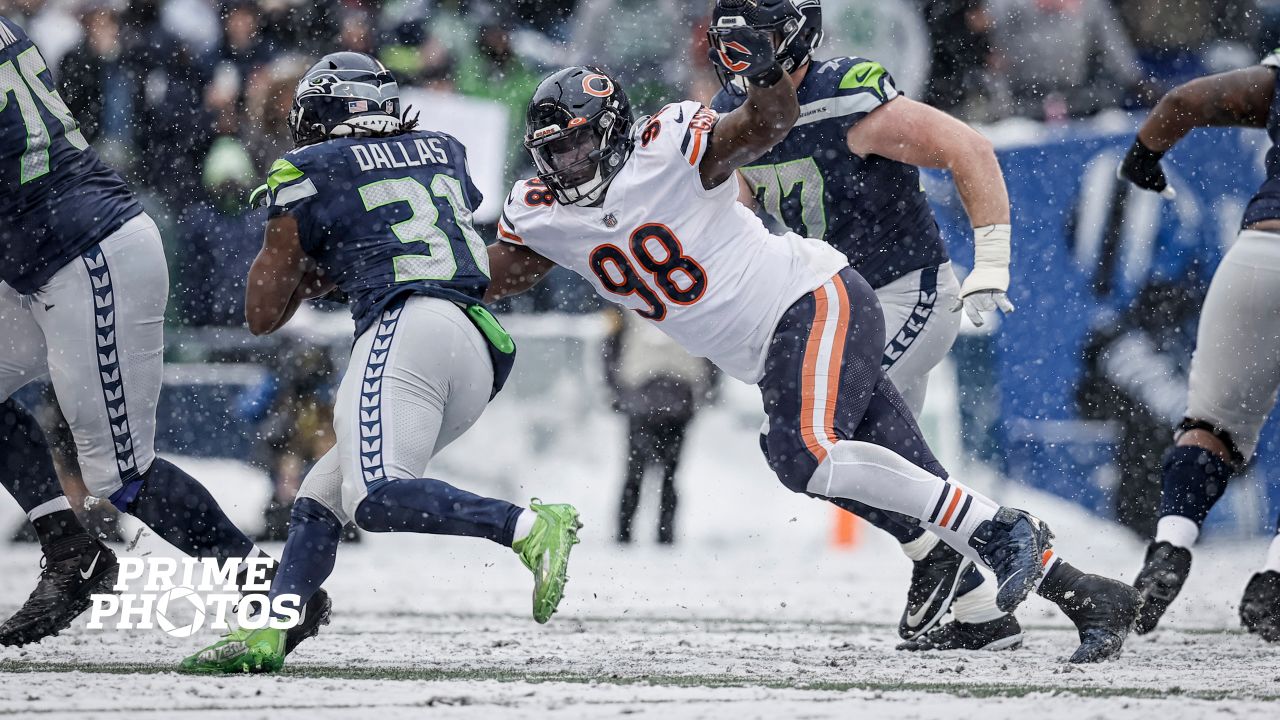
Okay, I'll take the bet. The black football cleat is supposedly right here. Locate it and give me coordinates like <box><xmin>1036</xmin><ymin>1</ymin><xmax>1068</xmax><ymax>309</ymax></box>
<box><xmin>1239</xmin><ymin>570</ymin><xmax>1280</xmax><ymax>642</ymax></box>
<box><xmin>284</xmin><ymin>587</ymin><xmax>332</xmax><ymax>655</ymax></box>
<box><xmin>968</xmin><ymin>507</ymin><xmax>1053</xmax><ymax>613</ymax></box>
<box><xmin>899</xmin><ymin>541</ymin><xmax>979</xmax><ymax>640</ymax></box>
<box><xmin>896</xmin><ymin>614</ymin><xmax>1023</xmax><ymax>652</ymax></box>
<box><xmin>0</xmin><ymin>536</ymin><xmax>119</xmax><ymax>647</ymax></box>
<box><xmin>1055</xmin><ymin>572</ymin><xmax>1141</xmax><ymax>663</ymax></box>
<box><xmin>1132</xmin><ymin>541</ymin><xmax>1192</xmax><ymax>635</ymax></box>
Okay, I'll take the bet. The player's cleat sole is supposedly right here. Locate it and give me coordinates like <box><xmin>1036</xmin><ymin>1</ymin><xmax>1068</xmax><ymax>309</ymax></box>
<box><xmin>1133</xmin><ymin>541</ymin><xmax>1192</xmax><ymax>635</ymax></box>
<box><xmin>284</xmin><ymin>588</ymin><xmax>331</xmax><ymax>655</ymax></box>
<box><xmin>513</xmin><ymin>499</ymin><xmax>581</xmax><ymax>624</ymax></box>
<box><xmin>1056</xmin><ymin>572</ymin><xmax>1141</xmax><ymax>663</ymax></box>
<box><xmin>896</xmin><ymin>614</ymin><xmax>1023</xmax><ymax>652</ymax></box>
<box><xmin>0</xmin><ymin>537</ymin><xmax>119</xmax><ymax>647</ymax></box>
<box><xmin>1239</xmin><ymin>570</ymin><xmax>1280</xmax><ymax>642</ymax></box>
<box><xmin>968</xmin><ymin>507</ymin><xmax>1053</xmax><ymax>613</ymax></box>
<box><xmin>899</xmin><ymin>540</ymin><xmax>976</xmax><ymax>640</ymax></box>
<box><xmin>180</xmin><ymin>626</ymin><xmax>286</xmax><ymax>674</ymax></box>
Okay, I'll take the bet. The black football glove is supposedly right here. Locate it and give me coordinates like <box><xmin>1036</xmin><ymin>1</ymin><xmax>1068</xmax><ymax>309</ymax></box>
<box><xmin>707</xmin><ymin>23</ymin><xmax>784</xmax><ymax>87</ymax></box>
<box><xmin>1117</xmin><ymin>139</ymin><xmax>1176</xmax><ymax>199</ymax></box>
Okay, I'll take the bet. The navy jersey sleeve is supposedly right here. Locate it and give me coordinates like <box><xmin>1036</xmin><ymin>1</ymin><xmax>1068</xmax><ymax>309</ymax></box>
<box><xmin>805</xmin><ymin>56</ymin><xmax>901</xmax><ymax>133</ymax></box>
<box><xmin>264</xmin><ymin>146</ymin><xmax>333</xmax><ymax>255</ymax></box>
<box><xmin>709</xmin><ymin>87</ymin><xmax>746</xmax><ymax>115</ymax></box>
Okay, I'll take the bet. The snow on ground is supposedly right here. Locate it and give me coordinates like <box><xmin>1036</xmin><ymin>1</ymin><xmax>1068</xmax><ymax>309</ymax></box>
<box><xmin>2</xmin><ymin>367</ymin><xmax>1278</xmax><ymax>718</ymax></box>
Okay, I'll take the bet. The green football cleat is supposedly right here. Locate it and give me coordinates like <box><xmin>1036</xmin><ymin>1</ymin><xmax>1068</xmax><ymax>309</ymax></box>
<box><xmin>179</xmin><ymin>626</ymin><xmax>286</xmax><ymax>674</ymax></box>
<box><xmin>512</xmin><ymin>499</ymin><xmax>582</xmax><ymax>624</ymax></box>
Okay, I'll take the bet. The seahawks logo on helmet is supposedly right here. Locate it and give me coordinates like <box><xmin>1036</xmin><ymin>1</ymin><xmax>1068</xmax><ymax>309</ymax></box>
<box><xmin>288</xmin><ymin>52</ymin><xmax>409</xmax><ymax>146</ymax></box>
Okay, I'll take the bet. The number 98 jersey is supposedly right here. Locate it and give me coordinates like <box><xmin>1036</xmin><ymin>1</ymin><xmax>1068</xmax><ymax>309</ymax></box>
<box><xmin>267</xmin><ymin>129</ymin><xmax>491</xmax><ymax>338</ymax></box>
<box><xmin>499</xmin><ymin>100</ymin><xmax>848</xmax><ymax>383</ymax></box>
<box><xmin>0</xmin><ymin>17</ymin><xmax>142</xmax><ymax>295</ymax></box>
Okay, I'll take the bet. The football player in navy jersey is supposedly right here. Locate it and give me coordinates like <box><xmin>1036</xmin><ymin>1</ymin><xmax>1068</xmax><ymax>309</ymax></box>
<box><xmin>1118</xmin><ymin>50</ymin><xmax>1280</xmax><ymax>642</ymax></box>
<box><xmin>180</xmin><ymin>53</ymin><xmax>580</xmax><ymax>674</ymax></box>
<box><xmin>0</xmin><ymin>16</ymin><xmax>329</xmax><ymax>650</ymax></box>
<box><xmin>708</xmin><ymin>0</ymin><xmax>1018</xmax><ymax>650</ymax></box>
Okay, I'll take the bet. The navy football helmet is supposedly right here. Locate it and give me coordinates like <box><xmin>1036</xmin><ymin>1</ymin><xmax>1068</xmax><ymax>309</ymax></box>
<box><xmin>289</xmin><ymin>52</ymin><xmax>405</xmax><ymax>146</ymax></box>
<box><xmin>710</xmin><ymin>0</ymin><xmax>823</xmax><ymax>94</ymax></box>
<box><xmin>524</xmin><ymin>66</ymin><xmax>633</xmax><ymax>206</ymax></box>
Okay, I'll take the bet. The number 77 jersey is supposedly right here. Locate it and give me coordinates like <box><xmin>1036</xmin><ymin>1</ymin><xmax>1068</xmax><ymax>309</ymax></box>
<box><xmin>499</xmin><ymin>100</ymin><xmax>848</xmax><ymax>383</ymax></box>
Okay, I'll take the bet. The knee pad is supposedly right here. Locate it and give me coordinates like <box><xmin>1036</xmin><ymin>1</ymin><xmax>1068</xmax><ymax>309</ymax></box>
<box><xmin>1160</xmin><ymin>444</ymin><xmax>1235</xmax><ymax>526</ymax></box>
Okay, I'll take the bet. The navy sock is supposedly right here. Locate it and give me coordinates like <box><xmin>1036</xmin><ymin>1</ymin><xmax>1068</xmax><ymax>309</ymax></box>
<box><xmin>1159</xmin><ymin>445</ymin><xmax>1235</xmax><ymax>526</ymax></box>
<box><xmin>269</xmin><ymin>498</ymin><xmax>342</xmax><ymax>618</ymax></box>
<box><xmin>1036</xmin><ymin>558</ymin><xmax>1084</xmax><ymax>605</ymax></box>
<box><xmin>32</xmin><ymin>509</ymin><xmax>89</xmax><ymax>548</ymax></box>
<box><xmin>354</xmin><ymin>478</ymin><xmax>524</xmax><ymax>546</ymax></box>
<box><xmin>117</xmin><ymin>458</ymin><xmax>256</xmax><ymax>562</ymax></box>
<box><xmin>0</xmin><ymin>399</ymin><xmax>71</xmax><ymax>516</ymax></box>
<box><xmin>823</xmin><ymin>496</ymin><xmax>925</xmax><ymax>545</ymax></box>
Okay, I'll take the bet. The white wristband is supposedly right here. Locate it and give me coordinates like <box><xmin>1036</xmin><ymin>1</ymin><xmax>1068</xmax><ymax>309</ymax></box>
<box><xmin>962</xmin><ymin>224</ymin><xmax>1011</xmax><ymax>295</ymax></box>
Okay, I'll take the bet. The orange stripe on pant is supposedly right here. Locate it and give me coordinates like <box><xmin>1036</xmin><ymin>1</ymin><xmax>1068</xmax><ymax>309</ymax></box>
<box><xmin>800</xmin><ymin>278</ymin><xmax>852</xmax><ymax>465</ymax></box>
<box><xmin>940</xmin><ymin>487</ymin><xmax>964</xmax><ymax>527</ymax></box>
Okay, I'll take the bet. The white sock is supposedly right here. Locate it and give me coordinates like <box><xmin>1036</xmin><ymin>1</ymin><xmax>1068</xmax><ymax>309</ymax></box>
<box><xmin>26</xmin><ymin>496</ymin><xmax>71</xmax><ymax>522</ymax></box>
<box><xmin>512</xmin><ymin>510</ymin><xmax>537</xmax><ymax>545</ymax></box>
<box><xmin>952</xmin><ymin>576</ymin><xmax>1005</xmax><ymax>624</ymax></box>
<box><xmin>808</xmin><ymin>440</ymin><xmax>1000</xmax><ymax>568</ymax></box>
<box><xmin>1264</xmin><ymin>534</ymin><xmax>1280</xmax><ymax>574</ymax></box>
<box><xmin>1155</xmin><ymin>515</ymin><xmax>1200</xmax><ymax>550</ymax></box>
<box><xmin>901</xmin><ymin>533</ymin><xmax>940</xmax><ymax>562</ymax></box>
<box><xmin>1033</xmin><ymin>548</ymin><xmax>1060</xmax><ymax>593</ymax></box>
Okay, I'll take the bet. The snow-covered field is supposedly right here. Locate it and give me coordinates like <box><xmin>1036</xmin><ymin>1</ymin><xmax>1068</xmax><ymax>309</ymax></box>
<box><xmin>1</xmin><ymin>354</ymin><xmax>1277</xmax><ymax>718</ymax></box>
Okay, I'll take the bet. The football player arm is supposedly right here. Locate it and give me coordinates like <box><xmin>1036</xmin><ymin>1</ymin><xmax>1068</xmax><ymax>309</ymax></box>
<box><xmin>846</xmin><ymin>97</ymin><xmax>1009</xmax><ymax>227</ymax></box>
<box><xmin>245</xmin><ymin>215</ymin><xmax>331</xmax><ymax>335</ymax></box>
<box><xmin>1121</xmin><ymin>66</ymin><xmax>1275</xmax><ymax>197</ymax></box>
<box><xmin>484</xmin><ymin>242</ymin><xmax>557</xmax><ymax>303</ymax></box>
<box><xmin>847</xmin><ymin>97</ymin><xmax>1013</xmax><ymax>323</ymax></box>
<box><xmin>701</xmin><ymin>77</ymin><xmax>799</xmax><ymax>190</ymax></box>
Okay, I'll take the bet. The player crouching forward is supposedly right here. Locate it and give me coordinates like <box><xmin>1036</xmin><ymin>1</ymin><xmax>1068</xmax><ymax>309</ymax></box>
<box><xmin>489</xmin><ymin>20</ymin><xmax>1138</xmax><ymax>663</ymax></box>
<box><xmin>181</xmin><ymin>52</ymin><xmax>580</xmax><ymax>674</ymax></box>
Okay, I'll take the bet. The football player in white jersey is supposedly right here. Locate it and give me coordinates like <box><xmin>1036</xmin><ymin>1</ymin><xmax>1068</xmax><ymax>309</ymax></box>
<box><xmin>484</xmin><ymin>6</ymin><xmax>1140</xmax><ymax>663</ymax></box>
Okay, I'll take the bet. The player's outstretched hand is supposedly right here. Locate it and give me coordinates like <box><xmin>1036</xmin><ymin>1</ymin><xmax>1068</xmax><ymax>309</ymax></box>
<box><xmin>1118</xmin><ymin>139</ymin><xmax>1177</xmax><ymax>199</ymax></box>
<box><xmin>955</xmin><ymin>288</ymin><xmax>1015</xmax><ymax>327</ymax></box>
<box><xmin>707</xmin><ymin>22</ymin><xmax>780</xmax><ymax>85</ymax></box>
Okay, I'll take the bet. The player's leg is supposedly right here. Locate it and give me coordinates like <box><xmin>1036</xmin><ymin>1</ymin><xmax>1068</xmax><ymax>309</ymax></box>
<box><xmin>1240</xmin><ymin>516</ymin><xmax>1280</xmax><ymax>642</ymax></box>
<box><xmin>30</xmin><ymin>214</ymin><xmax>263</xmax><ymax>566</ymax></box>
<box><xmin>875</xmin><ymin>262</ymin><xmax>1007</xmax><ymax>643</ymax></box>
<box><xmin>0</xmin><ymin>286</ymin><xmax>119</xmax><ymax>646</ymax></box>
<box><xmin>617</xmin><ymin>416</ymin><xmax>647</xmax><ymax>543</ymax></box>
<box><xmin>1135</xmin><ymin>229</ymin><xmax>1280</xmax><ymax>634</ymax></box>
<box><xmin>655</xmin><ymin>417</ymin><xmax>684</xmax><ymax>544</ymax></box>
<box><xmin>340</xmin><ymin>299</ymin><xmax>578</xmax><ymax>625</ymax></box>
<box><xmin>761</xmin><ymin>268</ymin><xmax>1138</xmax><ymax>661</ymax></box>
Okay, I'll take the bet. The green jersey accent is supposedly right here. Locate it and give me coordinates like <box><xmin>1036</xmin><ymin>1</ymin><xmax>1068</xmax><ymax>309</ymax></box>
<box><xmin>839</xmin><ymin>61</ymin><xmax>889</xmax><ymax>99</ymax></box>
<box><xmin>266</xmin><ymin>158</ymin><xmax>304</xmax><ymax>192</ymax></box>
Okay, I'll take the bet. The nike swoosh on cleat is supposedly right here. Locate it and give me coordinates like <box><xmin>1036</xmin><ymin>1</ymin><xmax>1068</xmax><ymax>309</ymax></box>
<box><xmin>80</xmin><ymin>552</ymin><xmax>101</xmax><ymax>580</ymax></box>
<box><xmin>996</xmin><ymin>569</ymin><xmax>1026</xmax><ymax>596</ymax></box>
<box><xmin>905</xmin><ymin>583</ymin><xmax>946</xmax><ymax>628</ymax></box>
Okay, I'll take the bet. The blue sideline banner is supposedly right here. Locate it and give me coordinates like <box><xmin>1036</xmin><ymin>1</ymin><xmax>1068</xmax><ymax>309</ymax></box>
<box><xmin>927</xmin><ymin>119</ymin><xmax>1279</xmax><ymax>535</ymax></box>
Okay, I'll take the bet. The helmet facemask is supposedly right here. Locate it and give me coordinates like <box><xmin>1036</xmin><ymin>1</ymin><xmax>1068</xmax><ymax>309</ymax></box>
<box><xmin>526</xmin><ymin>105</ymin><xmax>625</xmax><ymax>206</ymax></box>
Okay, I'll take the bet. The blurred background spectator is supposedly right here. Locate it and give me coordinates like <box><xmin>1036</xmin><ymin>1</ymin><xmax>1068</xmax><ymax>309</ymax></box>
<box><xmin>602</xmin><ymin>309</ymin><xmax>717</xmax><ymax>545</ymax></box>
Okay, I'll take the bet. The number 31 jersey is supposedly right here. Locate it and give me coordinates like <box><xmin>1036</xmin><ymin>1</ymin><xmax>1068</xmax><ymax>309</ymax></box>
<box><xmin>499</xmin><ymin>100</ymin><xmax>848</xmax><ymax>383</ymax></box>
<box><xmin>267</xmin><ymin>129</ymin><xmax>491</xmax><ymax>338</ymax></box>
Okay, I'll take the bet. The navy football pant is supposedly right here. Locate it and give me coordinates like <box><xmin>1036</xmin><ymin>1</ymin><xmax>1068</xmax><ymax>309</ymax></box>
<box><xmin>758</xmin><ymin>267</ymin><xmax>967</xmax><ymax>542</ymax></box>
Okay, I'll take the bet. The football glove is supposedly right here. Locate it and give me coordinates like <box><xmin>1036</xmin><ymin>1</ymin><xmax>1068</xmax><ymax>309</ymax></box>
<box><xmin>954</xmin><ymin>224</ymin><xmax>1015</xmax><ymax>327</ymax></box>
<box><xmin>707</xmin><ymin>22</ymin><xmax>784</xmax><ymax>87</ymax></box>
<box><xmin>1118</xmin><ymin>139</ymin><xmax>1177</xmax><ymax>199</ymax></box>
